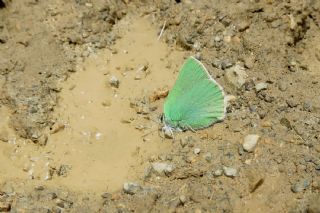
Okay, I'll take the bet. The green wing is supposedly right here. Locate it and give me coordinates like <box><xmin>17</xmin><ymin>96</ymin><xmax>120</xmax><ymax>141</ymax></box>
<box><xmin>164</xmin><ymin>56</ymin><xmax>225</xmax><ymax>130</ymax></box>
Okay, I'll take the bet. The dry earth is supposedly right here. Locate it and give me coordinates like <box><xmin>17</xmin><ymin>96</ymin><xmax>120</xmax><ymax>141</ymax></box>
<box><xmin>0</xmin><ymin>0</ymin><xmax>319</xmax><ymax>212</ymax></box>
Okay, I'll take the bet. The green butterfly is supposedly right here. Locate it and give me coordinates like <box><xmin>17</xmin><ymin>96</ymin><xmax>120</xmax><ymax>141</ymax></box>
<box><xmin>162</xmin><ymin>56</ymin><xmax>226</xmax><ymax>136</ymax></box>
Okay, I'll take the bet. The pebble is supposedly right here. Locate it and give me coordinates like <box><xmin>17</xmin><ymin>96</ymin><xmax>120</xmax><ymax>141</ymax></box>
<box><xmin>163</xmin><ymin>128</ymin><xmax>173</xmax><ymax>139</ymax></box>
<box><xmin>0</xmin><ymin>201</ymin><xmax>11</xmax><ymax>212</ymax></box>
<box><xmin>291</xmin><ymin>179</ymin><xmax>310</xmax><ymax>193</ymax></box>
<box><xmin>244</xmin><ymin>56</ymin><xmax>255</xmax><ymax>69</ymax></box>
<box><xmin>213</xmin><ymin>169</ymin><xmax>223</xmax><ymax>177</ymax></box>
<box><xmin>278</xmin><ymin>81</ymin><xmax>287</xmax><ymax>91</ymax></box>
<box><xmin>57</xmin><ymin>165</ymin><xmax>72</xmax><ymax>177</ymax></box>
<box><xmin>255</xmin><ymin>82</ymin><xmax>268</xmax><ymax>92</ymax></box>
<box><xmin>212</xmin><ymin>58</ymin><xmax>234</xmax><ymax>70</ymax></box>
<box><xmin>225</xmin><ymin>64</ymin><xmax>248</xmax><ymax>88</ymax></box>
<box><xmin>243</xmin><ymin>134</ymin><xmax>260</xmax><ymax>152</ymax></box>
<box><xmin>109</xmin><ymin>75</ymin><xmax>120</xmax><ymax>88</ymax></box>
<box><xmin>179</xmin><ymin>195</ymin><xmax>187</xmax><ymax>204</ymax></box>
<box><xmin>152</xmin><ymin>162</ymin><xmax>175</xmax><ymax>176</ymax></box>
<box><xmin>193</xmin><ymin>148</ymin><xmax>201</xmax><ymax>155</ymax></box>
<box><xmin>223</xmin><ymin>166</ymin><xmax>238</xmax><ymax>177</ymax></box>
<box><xmin>123</xmin><ymin>182</ymin><xmax>142</xmax><ymax>195</ymax></box>
<box><xmin>237</xmin><ymin>20</ymin><xmax>250</xmax><ymax>32</ymax></box>
<box><xmin>203</xmin><ymin>152</ymin><xmax>212</xmax><ymax>162</ymax></box>
<box><xmin>0</xmin><ymin>129</ymin><xmax>9</xmax><ymax>142</ymax></box>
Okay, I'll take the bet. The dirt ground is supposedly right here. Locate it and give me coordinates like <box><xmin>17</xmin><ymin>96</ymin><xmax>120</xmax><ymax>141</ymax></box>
<box><xmin>0</xmin><ymin>0</ymin><xmax>319</xmax><ymax>212</ymax></box>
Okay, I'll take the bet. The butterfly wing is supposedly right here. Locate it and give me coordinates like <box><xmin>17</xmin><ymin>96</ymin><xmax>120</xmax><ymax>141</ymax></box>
<box><xmin>164</xmin><ymin>56</ymin><xmax>225</xmax><ymax>130</ymax></box>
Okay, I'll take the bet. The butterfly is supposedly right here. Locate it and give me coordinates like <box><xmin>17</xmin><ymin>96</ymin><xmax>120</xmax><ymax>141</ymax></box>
<box><xmin>162</xmin><ymin>56</ymin><xmax>226</xmax><ymax>138</ymax></box>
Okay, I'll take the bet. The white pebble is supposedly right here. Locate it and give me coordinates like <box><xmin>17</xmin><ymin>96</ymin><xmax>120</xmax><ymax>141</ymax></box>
<box><xmin>243</xmin><ymin>134</ymin><xmax>260</xmax><ymax>152</ymax></box>
<box><xmin>255</xmin><ymin>82</ymin><xmax>268</xmax><ymax>92</ymax></box>
<box><xmin>193</xmin><ymin>148</ymin><xmax>201</xmax><ymax>155</ymax></box>
<box><xmin>223</xmin><ymin>166</ymin><xmax>237</xmax><ymax>177</ymax></box>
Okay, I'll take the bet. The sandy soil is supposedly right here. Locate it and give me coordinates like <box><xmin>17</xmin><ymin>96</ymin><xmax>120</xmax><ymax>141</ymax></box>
<box><xmin>0</xmin><ymin>0</ymin><xmax>319</xmax><ymax>212</ymax></box>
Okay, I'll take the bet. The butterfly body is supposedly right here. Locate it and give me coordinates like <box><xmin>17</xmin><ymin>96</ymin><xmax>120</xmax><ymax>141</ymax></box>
<box><xmin>163</xmin><ymin>56</ymin><xmax>225</xmax><ymax>132</ymax></box>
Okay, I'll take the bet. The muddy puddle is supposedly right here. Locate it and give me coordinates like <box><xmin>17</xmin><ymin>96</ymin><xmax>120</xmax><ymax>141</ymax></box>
<box><xmin>0</xmin><ymin>16</ymin><xmax>186</xmax><ymax>193</ymax></box>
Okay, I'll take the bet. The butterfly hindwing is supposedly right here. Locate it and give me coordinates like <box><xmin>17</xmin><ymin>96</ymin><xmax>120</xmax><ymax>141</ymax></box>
<box><xmin>164</xmin><ymin>57</ymin><xmax>225</xmax><ymax>130</ymax></box>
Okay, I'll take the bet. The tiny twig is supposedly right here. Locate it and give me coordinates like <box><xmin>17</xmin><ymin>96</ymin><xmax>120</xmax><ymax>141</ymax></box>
<box><xmin>157</xmin><ymin>20</ymin><xmax>167</xmax><ymax>41</ymax></box>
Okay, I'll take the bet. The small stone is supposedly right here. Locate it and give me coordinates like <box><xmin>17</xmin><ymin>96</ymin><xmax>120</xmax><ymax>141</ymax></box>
<box><xmin>286</xmin><ymin>99</ymin><xmax>299</xmax><ymax>108</ymax></box>
<box><xmin>244</xmin><ymin>56</ymin><xmax>255</xmax><ymax>69</ymax></box>
<box><xmin>123</xmin><ymin>182</ymin><xmax>142</xmax><ymax>195</ymax></box>
<box><xmin>56</xmin><ymin>198</ymin><xmax>73</xmax><ymax>209</ymax></box>
<box><xmin>278</xmin><ymin>81</ymin><xmax>287</xmax><ymax>91</ymax></box>
<box><xmin>271</xmin><ymin>19</ymin><xmax>282</xmax><ymax>28</ymax></box>
<box><xmin>203</xmin><ymin>152</ymin><xmax>212</xmax><ymax>162</ymax></box>
<box><xmin>223</xmin><ymin>166</ymin><xmax>238</xmax><ymax>177</ymax></box>
<box><xmin>225</xmin><ymin>64</ymin><xmax>248</xmax><ymax>88</ymax></box>
<box><xmin>35</xmin><ymin>185</ymin><xmax>45</xmax><ymax>191</ymax></box>
<box><xmin>237</xmin><ymin>20</ymin><xmax>250</xmax><ymax>32</ymax></box>
<box><xmin>57</xmin><ymin>165</ymin><xmax>72</xmax><ymax>177</ymax></box>
<box><xmin>194</xmin><ymin>52</ymin><xmax>201</xmax><ymax>60</ymax></box>
<box><xmin>163</xmin><ymin>128</ymin><xmax>173</xmax><ymax>139</ymax></box>
<box><xmin>101</xmin><ymin>192</ymin><xmax>111</xmax><ymax>199</ymax></box>
<box><xmin>255</xmin><ymin>82</ymin><xmax>268</xmax><ymax>92</ymax></box>
<box><xmin>180</xmin><ymin>138</ymin><xmax>188</xmax><ymax>147</ymax></box>
<box><xmin>38</xmin><ymin>134</ymin><xmax>48</xmax><ymax>146</ymax></box>
<box><xmin>50</xmin><ymin>122</ymin><xmax>65</xmax><ymax>134</ymax></box>
<box><xmin>152</xmin><ymin>162</ymin><xmax>175</xmax><ymax>176</ymax></box>
<box><xmin>213</xmin><ymin>169</ymin><xmax>223</xmax><ymax>177</ymax></box>
<box><xmin>243</xmin><ymin>134</ymin><xmax>260</xmax><ymax>152</ymax></box>
<box><xmin>109</xmin><ymin>75</ymin><xmax>120</xmax><ymax>88</ymax></box>
<box><xmin>179</xmin><ymin>195</ymin><xmax>187</xmax><ymax>204</ymax></box>
<box><xmin>280</xmin><ymin>118</ymin><xmax>292</xmax><ymax>129</ymax></box>
<box><xmin>291</xmin><ymin>179</ymin><xmax>310</xmax><ymax>193</ymax></box>
<box><xmin>0</xmin><ymin>129</ymin><xmax>9</xmax><ymax>142</ymax></box>
<box><xmin>0</xmin><ymin>201</ymin><xmax>11</xmax><ymax>212</ymax></box>
<box><xmin>193</xmin><ymin>148</ymin><xmax>201</xmax><ymax>155</ymax></box>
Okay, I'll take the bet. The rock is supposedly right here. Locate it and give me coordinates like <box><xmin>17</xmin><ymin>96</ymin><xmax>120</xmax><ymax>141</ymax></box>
<box><xmin>57</xmin><ymin>165</ymin><xmax>72</xmax><ymax>177</ymax></box>
<box><xmin>163</xmin><ymin>128</ymin><xmax>173</xmax><ymax>139</ymax></box>
<box><xmin>271</xmin><ymin>19</ymin><xmax>282</xmax><ymax>28</ymax></box>
<box><xmin>152</xmin><ymin>162</ymin><xmax>175</xmax><ymax>176</ymax></box>
<box><xmin>179</xmin><ymin>195</ymin><xmax>187</xmax><ymax>204</ymax></box>
<box><xmin>255</xmin><ymin>82</ymin><xmax>268</xmax><ymax>92</ymax></box>
<box><xmin>212</xmin><ymin>58</ymin><xmax>234</xmax><ymax>70</ymax></box>
<box><xmin>123</xmin><ymin>182</ymin><xmax>142</xmax><ymax>195</ymax></box>
<box><xmin>278</xmin><ymin>81</ymin><xmax>287</xmax><ymax>91</ymax></box>
<box><xmin>291</xmin><ymin>179</ymin><xmax>310</xmax><ymax>193</ymax></box>
<box><xmin>149</xmin><ymin>87</ymin><xmax>169</xmax><ymax>102</ymax></box>
<box><xmin>223</xmin><ymin>166</ymin><xmax>238</xmax><ymax>177</ymax></box>
<box><xmin>0</xmin><ymin>129</ymin><xmax>9</xmax><ymax>142</ymax></box>
<box><xmin>0</xmin><ymin>201</ymin><xmax>11</xmax><ymax>212</ymax></box>
<box><xmin>203</xmin><ymin>152</ymin><xmax>212</xmax><ymax>162</ymax></box>
<box><xmin>109</xmin><ymin>75</ymin><xmax>120</xmax><ymax>88</ymax></box>
<box><xmin>56</xmin><ymin>198</ymin><xmax>73</xmax><ymax>209</ymax></box>
<box><xmin>244</xmin><ymin>56</ymin><xmax>255</xmax><ymax>69</ymax></box>
<box><xmin>213</xmin><ymin>169</ymin><xmax>223</xmax><ymax>177</ymax></box>
<box><xmin>35</xmin><ymin>185</ymin><xmax>45</xmax><ymax>191</ymax></box>
<box><xmin>50</xmin><ymin>122</ymin><xmax>65</xmax><ymax>134</ymax></box>
<box><xmin>243</xmin><ymin>134</ymin><xmax>260</xmax><ymax>152</ymax></box>
<box><xmin>286</xmin><ymin>99</ymin><xmax>299</xmax><ymax>108</ymax></box>
<box><xmin>225</xmin><ymin>64</ymin><xmax>248</xmax><ymax>88</ymax></box>
<box><xmin>237</xmin><ymin>20</ymin><xmax>250</xmax><ymax>32</ymax></box>
<box><xmin>193</xmin><ymin>148</ymin><xmax>201</xmax><ymax>155</ymax></box>
<box><xmin>280</xmin><ymin>118</ymin><xmax>292</xmax><ymax>129</ymax></box>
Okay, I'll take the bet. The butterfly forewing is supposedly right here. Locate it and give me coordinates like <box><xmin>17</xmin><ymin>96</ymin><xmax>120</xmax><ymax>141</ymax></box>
<box><xmin>163</xmin><ymin>57</ymin><xmax>225</xmax><ymax>130</ymax></box>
